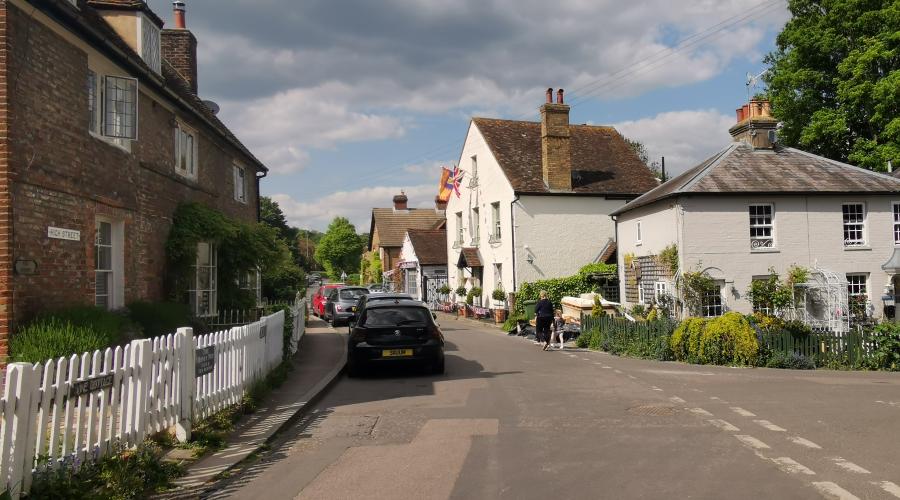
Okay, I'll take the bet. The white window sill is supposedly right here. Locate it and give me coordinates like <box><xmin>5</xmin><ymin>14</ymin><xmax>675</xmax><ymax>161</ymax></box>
<box><xmin>750</xmin><ymin>248</ymin><xmax>780</xmax><ymax>254</ymax></box>
<box><xmin>90</xmin><ymin>131</ymin><xmax>132</xmax><ymax>153</ymax></box>
<box><xmin>175</xmin><ymin>169</ymin><xmax>198</xmax><ymax>182</ymax></box>
<box><xmin>843</xmin><ymin>245</ymin><xmax>871</xmax><ymax>251</ymax></box>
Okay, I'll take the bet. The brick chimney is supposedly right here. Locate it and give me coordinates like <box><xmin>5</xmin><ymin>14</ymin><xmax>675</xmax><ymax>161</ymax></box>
<box><xmin>434</xmin><ymin>195</ymin><xmax>448</xmax><ymax>213</ymax></box>
<box><xmin>729</xmin><ymin>99</ymin><xmax>779</xmax><ymax>149</ymax></box>
<box><xmin>161</xmin><ymin>0</ymin><xmax>198</xmax><ymax>94</ymax></box>
<box><xmin>541</xmin><ymin>88</ymin><xmax>572</xmax><ymax>191</ymax></box>
<box><xmin>393</xmin><ymin>192</ymin><xmax>409</xmax><ymax>211</ymax></box>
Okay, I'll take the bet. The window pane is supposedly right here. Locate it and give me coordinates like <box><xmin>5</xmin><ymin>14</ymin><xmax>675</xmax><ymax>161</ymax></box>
<box><xmin>197</xmin><ymin>242</ymin><xmax>210</xmax><ymax>266</ymax></box>
<box><xmin>104</xmin><ymin>76</ymin><xmax>137</xmax><ymax>139</ymax></box>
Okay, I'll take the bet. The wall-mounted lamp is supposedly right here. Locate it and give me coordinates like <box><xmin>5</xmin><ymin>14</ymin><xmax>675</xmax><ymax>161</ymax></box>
<box><xmin>526</xmin><ymin>256</ymin><xmax>534</xmax><ymax>264</ymax></box>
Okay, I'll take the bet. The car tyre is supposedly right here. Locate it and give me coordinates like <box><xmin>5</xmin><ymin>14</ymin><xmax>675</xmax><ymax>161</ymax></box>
<box><xmin>431</xmin><ymin>355</ymin><xmax>445</xmax><ymax>375</ymax></box>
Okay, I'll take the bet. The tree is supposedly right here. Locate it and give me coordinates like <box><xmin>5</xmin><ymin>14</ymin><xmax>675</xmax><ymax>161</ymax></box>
<box><xmin>764</xmin><ymin>0</ymin><xmax>900</xmax><ymax>170</ymax></box>
<box><xmin>625</xmin><ymin>137</ymin><xmax>664</xmax><ymax>180</ymax></box>
<box><xmin>315</xmin><ymin>217</ymin><xmax>364</xmax><ymax>279</ymax></box>
<box><xmin>259</xmin><ymin>197</ymin><xmax>297</xmax><ymax>243</ymax></box>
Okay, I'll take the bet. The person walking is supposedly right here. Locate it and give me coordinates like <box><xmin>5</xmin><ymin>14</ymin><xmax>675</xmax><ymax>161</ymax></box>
<box><xmin>550</xmin><ymin>309</ymin><xmax>566</xmax><ymax>349</ymax></box>
<box><xmin>535</xmin><ymin>290</ymin><xmax>554</xmax><ymax>350</ymax></box>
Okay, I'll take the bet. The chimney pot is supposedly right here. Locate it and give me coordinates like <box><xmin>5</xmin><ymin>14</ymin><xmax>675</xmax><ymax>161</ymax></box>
<box><xmin>393</xmin><ymin>192</ymin><xmax>409</xmax><ymax>211</ymax></box>
<box><xmin>546</xmin><ymin>88</ymin><xmax>553</xmax><ymax>104</ymax></box>
<box><xmin>173</xmin><ymin>0</ymin><xmax>186</xmax><ymax>29</ymax></box>
<box><xmin>556</xmin><ymin>88</ymin><xmax>564</xmax><ymax>104</ymax></box>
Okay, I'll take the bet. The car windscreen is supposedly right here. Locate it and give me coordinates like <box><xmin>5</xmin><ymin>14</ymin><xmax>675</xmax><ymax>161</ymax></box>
<box><xmin>363</xmin><ymin>307</ymin><xmax>431</xmax><ymax>327</ymax></box>
<box><xmin>339</xmin><ymin>289</ymin><xmax>369</xmax><ymax>300</ymax></box>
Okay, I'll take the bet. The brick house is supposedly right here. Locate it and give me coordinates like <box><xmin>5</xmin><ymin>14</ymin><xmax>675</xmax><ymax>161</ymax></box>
<box><xmin>0</xmin><ymin>0</ymin><xmax>268</xmax><ymax>357</ymax></box>
<box><xmin>368</xmin><ymin>193</ymin><xmax>445</xmax><ymax>288</ymax></box>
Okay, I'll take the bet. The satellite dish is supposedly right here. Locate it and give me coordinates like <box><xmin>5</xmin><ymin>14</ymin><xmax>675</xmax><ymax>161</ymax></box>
<box><xmin>202</xmin><ymin>100</ymin><xmax>220</xmax><ymax>115</ymax></box>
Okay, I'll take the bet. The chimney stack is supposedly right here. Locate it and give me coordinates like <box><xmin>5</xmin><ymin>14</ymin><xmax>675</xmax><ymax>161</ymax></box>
<box><xmin>729</xmin><ymin>99</ymin><xmax>778</xmax><ymax>149</ymax></box>
<box><xmin>540</xmin><ymin>88</ymin><xmax>572</xmax><ymax>191</ymax></box>
<box><xmin>393</xmin><ymin>192</ymin><xmax>409</xmax><ymax>211</ymax></box>
<box><xmin>434</xmin><ymin>195</ymin><xmax>448</xmax><ymax>213</ymax></box>
<box><xmin>161</xmin><ymin>0</ymin><xmax>199</xmax><ymax>94</ymax></box>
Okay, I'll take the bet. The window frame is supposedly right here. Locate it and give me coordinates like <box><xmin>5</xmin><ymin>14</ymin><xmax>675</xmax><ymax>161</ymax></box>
<box><xmin>654</xmin><ymin>281</ymin><xmax>668</xmax><ymax>303</ymax></box>
<box><xmin>454</xmin><ymin>212</ymin><xmax>464</xmax><ymax>246</ymax></box>
<box><xmin>471</xmin><ymin>207</ymin><xmax>480</xmax><ymax>245</ymax></box>
<box><xmin>701</xmin><ymin>281</ymin><xmax>724</xmax><ymax>318</ymax></box>
<box><xmin>239</xmin><ymin>267</ymin><xmax>262</xmax><ymax>305</ymax></box>
<box><xmin>749</xmin><ymin>203</ymin><xmax>775</xmax><ymax>250</ymax></box>
<box><xmin>190</xmin><ymin>242</ymin><xmax>218</xmax><ymax>317</ymax></box>
<box><xmin>233</xmin><ymin>164</ymin><xmax>247</xmax><ymax>203</ymax></box>
<box><xmin>842</xmin><ymin>202</ymin><xmax>867</xmax><ymax>247</ymax></box>
<box><xmin>846</xmin><ymin>273</ymin><xmax>868</xmax><ymax>299</ymax></box>
<box><xmin>174</xmin><ymin>121</ymin><xmax>198</xmax><ymax>179</ymax></box>
<box><xmin>103</xmin><ymin>75</ymin><xmax>139</xmax><ymax>140</ymax></box>
<box><xmin>892</xmin><ymin>202</ymin><xmax>900</xmax><ymax>246</ymax></box>
<box><xmin>136</xmin><ymin>14</ymin><xmax>161</xmax><ymax>74</ymax></box>
<box><xmin>87</xmin><ymin>70</ymin><xmax>99</xmax><ymax>134</ymax></box>
<box><xmin>94</xmin><ymin>218</ymin><xmax>124</xmax><ymax>310</ymax></box>
<box><xmin>636</xmin><ymin>220</ymin><xmax>643</xmax><ymax>246</ymax></box>
<box><xmin>490</xmin><ymin>202</ymin><xmax>501</xmax><ymax>242</ymax></box>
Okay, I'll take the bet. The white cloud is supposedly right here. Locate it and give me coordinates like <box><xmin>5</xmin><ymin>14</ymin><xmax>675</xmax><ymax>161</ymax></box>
<box><xmin>614</xmin><ymin>109</ymin><xmax>736</xmax><ymax>176</ymax></box>
<box><xmin>271</xmin><ymin>184</ymin><xmax>439</xmax><ymax>232</ymax></box>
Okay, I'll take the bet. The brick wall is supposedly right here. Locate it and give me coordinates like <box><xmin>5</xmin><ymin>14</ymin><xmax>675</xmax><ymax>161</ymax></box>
<box><xmin>161</xmin><ymin>29</ymin><xmax>197</xmax><ymax>94</ymax></box>
<box><xmin>540</xmin><ymin>103</ymin><xmax>572</xmax><ymax>191</ymax></box>
<box><xmin>5</xmin><ymin>3</ymin><xmax>259</xmax><ymax>340</ymax></box>
<box><xmin>0</xmin><ymin>1</ymin><xmax>11</xmax><ymax>359</ymax></box>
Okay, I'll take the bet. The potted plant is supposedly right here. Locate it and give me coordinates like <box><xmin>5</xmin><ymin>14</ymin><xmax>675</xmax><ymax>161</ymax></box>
<box><xmin>492</xmin><ymin>288</ymin><xmax>508</xmax><ymax>323</ymax></box>
<box><xmin>468</xmin><ymin>287</ymin><xmax>483</xmax><ymax>309</ymax></box>
<box><xmin>455</xmin><ymin>286</ymin><xmax>468</xmax><ymax>317</ymax></box>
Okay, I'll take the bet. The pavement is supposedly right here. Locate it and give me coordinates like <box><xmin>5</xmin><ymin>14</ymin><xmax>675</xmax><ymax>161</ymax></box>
<box><xmin>201</xmin><ymin>315</ymin><xmax>900</xmax><ymax>500</ymax></box>
<box><xmin>164</xmin><ymin>316</ymin><xmax>346</xmax><ymax>497</ymax></box>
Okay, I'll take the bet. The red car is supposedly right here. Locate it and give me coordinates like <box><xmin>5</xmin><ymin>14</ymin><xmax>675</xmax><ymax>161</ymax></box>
<box><xmin>312</xmin><ymin>284</ymin><xmax>344</xmax><ymax>317</ymax></box>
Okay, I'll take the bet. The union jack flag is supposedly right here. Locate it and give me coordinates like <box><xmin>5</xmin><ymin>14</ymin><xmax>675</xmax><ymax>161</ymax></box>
<box><xmin>438</xmin><ymin>165</ymin><xmax>464</xmax><ymax>201</ymax></box>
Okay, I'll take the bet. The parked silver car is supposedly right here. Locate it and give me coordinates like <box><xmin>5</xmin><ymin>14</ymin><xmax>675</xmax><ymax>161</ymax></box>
<box><xmin>324</xmin><ymin>286</ymin><xmax>370</xmax><ymax>326</ymax></box>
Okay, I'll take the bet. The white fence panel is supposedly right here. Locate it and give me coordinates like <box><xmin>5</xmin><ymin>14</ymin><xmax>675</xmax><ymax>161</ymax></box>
<box><xmin>0</xmin><ymin>302</ymin><xmax>308</xmax><ymax>498</ymax></box>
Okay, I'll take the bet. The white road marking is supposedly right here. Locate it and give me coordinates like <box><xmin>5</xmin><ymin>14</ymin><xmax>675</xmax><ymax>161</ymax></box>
<box><xmin>734</xmin><ymin>435</ymin><xmax>770</xmax><ymax>450</ymax></box>
<box><xmin>874</xmin><ymin>481</ymin><xmax>900</xmax><ymax>498</ymax></box>
<box><xmin>651</xmin><ymin>386</ymin><xmax>663</xmax><ymax>391</ymax></box>
<box><xmin>812</xmin><ymin>482</ymin><xmax>860</xmax><ymax>500</ymax></box>
<box><xmin>773</xmin><ymin>457</ymin><xmax>815</xmax><ymax>475</ymax></box>
<box><xmin>581</xmin><ymin>358</ymin><xmax>590</xmax><ymax>361</ymax></box>
<box><xmin>614</xmin><ymin>369</ymin><xmax>623</xmax><ymax>374</ymax></box>
<box><xmin>788</xmin><ymin>436</ymin><xmax>822</xmax><ymax>449</ymax></box>
<box><xmin>669</xmin><ymin>396</ymin><xmax>686</xmax><ymax>404</ymax></box>
<box><xmin>754</xmin><ymin>420</ymin><xmax>787</xmax><ymax>432</ymax></box>
<box><xmin>707</xmin><ymin>419</ymin><xmax>739</xmax><ymax>432</ymax></box>
<box><xmin>602</xmin><ymin>366</ymin><xmax>612</xmax><ymax>370</ymax></box>
<box><xmin>689</xmin><ymin>408</ymin><xmax>714</xmax><ymax>417</ymax></box>
<box><xmin>593</xmin><ymin>362</ymin><xmax>603</xmax><ymax>365</ymax></box>
<box><xmin>627</xmin><ymin>374</ymin><xmax>637</xmax><ymax>379</ymax></box>
<box><xmin>730</xmin><ymin>407</ymin><xmax>756</xmax><ymax>417</ymax></box>
<box><xmin>568</xmin><ymin>354</ymin><xmax>578</xmax><ymax>358</ymax></box>
<box><xmin>710</xmin><ymin>396</ymin><xmax>721</xmax><ymax>400</ymax></box>
<box><xmin>831</xmin><ymin>458</ymin><xmax>870</xmax><ymax>474</ymax></box>
<box><xmin>876</xmin><ymin>400</ymin><xmax>900</xmax><ymax>408</ymax></box>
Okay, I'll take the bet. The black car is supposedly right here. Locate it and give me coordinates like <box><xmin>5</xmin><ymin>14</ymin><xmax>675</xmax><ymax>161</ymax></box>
<box><xmin>346</xmin><ymin>299</ymin><xmax>445</xmax><ymax>376</ymax></box>
<box><xmin>325</xmin><ymin>286</ymin><xmax>369</xmax><ymax>326</ymax></box>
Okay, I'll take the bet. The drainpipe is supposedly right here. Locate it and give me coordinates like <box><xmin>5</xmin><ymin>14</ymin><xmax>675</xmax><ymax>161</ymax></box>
<box><xmin>255</xmin><ymin>170</ymin><xmax>268</xmax><ymax>222</ymax></box>
<box><xmin>510</xmin><ymin>194</ymin><xmax>520</xmax><ymax>292</ymax></box>
<box><xmin>612</xmin><ymin>213</ymin><xmax>619</xmax><ymax>303</ymax></box>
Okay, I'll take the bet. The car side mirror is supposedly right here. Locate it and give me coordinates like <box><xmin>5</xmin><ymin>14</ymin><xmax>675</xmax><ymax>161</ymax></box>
<box><xmin>432</xmin><ymin>312</ymin><xmax>438</xmax><ymax>320</ymax></box>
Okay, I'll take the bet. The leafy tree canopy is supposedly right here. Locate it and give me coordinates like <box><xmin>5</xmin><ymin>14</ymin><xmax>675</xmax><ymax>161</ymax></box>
<box><xmin>315</xmin><ymin>217</ymin><xmax>364</xmax><ymax>279</ymax></box>
<box><xmin>764</xmin><ymin>0</ymin><xmax>900</xmax><ymax>170</ymax></box>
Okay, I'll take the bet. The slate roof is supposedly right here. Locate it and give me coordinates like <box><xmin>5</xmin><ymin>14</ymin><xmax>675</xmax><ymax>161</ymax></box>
<box><xmin>369</xmin><ymin>209</ymin><xmax>445</xmax><ymax>249</ymax></box>
<box><xmin>612</xmin><ymin>143</ymin><xmax>900</xmax><ymax>216</ymax></box>
<box><xmin>38</xmin><ymin>0</ymin><xmax>266</xmax><ymax>172</ymax></box>
<box><xmin>472</xmin><ymin>118</ymin><xmax>659</xmax><ymax>196</ymax></box>
<box><xmin>458</xmin><ymin>248</ymin><xmax>483</xmax><ymax>268</ymax></box>
<box><xmin>407</xmin><ymin>229</ymin><xmax>448</xmax><ymax>266</ymax></box>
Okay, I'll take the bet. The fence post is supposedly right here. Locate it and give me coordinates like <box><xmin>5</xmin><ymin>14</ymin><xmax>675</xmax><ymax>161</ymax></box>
<box><xmin>4</xmin><ymin>363</ymin><xmax>38</xmax><ymax>499</ymax></box>
<box><xmin>126</xmin><ymin>339</ymin><xmax>153</xmax><ymax>444</ymax></box>
<box><xmin>174</xmin><ymin>327</ymin><xmax>194</xmax><ymax>443</ymax></box>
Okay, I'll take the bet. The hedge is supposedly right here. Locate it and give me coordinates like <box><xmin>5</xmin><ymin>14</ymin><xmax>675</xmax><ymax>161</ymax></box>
<box><xmin>514</xmin><ymin>263</ymin><xmax>617</xmax><ymax>314</ymax></box>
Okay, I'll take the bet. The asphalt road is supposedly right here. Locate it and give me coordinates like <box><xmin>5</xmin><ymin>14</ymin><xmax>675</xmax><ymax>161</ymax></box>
<box><xmin>207</xmin><ymin>315</ymin><xmax>900</xmax><ymax>500</ymax></box>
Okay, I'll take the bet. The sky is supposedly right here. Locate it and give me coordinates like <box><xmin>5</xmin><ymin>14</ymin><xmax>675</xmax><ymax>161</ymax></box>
<box><xmin>149</xmin><ymin>0</ymin><xmax>790</xmax><ymax>232</ymax></box>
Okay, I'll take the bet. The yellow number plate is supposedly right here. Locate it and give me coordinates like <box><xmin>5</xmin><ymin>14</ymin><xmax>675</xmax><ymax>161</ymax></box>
<box><xmin>382</xmin><ymin>349</ymin><xmax>414</xmax><ymax>357</ymax></box>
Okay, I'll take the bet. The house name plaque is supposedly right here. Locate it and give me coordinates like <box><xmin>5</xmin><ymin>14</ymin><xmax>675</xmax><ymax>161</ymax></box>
<box><xmin>195</xmin><ymin>346</ymin><xmax>216</xmax><ymax>376</ymax></box>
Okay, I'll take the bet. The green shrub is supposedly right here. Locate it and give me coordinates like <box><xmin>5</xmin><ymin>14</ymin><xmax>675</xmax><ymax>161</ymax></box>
<box><xmin>870</xmin><ymin>322</ymin><xmax>900</xmax><ymax>371</ymax></box>
<box><xmin>514</xmin><ymin>274</ymin><xmax>595</xmax><ymax>313</ymax></box>
<box><xmin>502</xmin><ymin>313</ymin><xmax>526</xmax><ymax>331</ymax></box>
<box><xmin>127</xmin><ymin>302</ymin><xmax>193</xmax><ymax>339</ymax></box>
<box><xmin>698</xmin><ymin>312</ymin><xmax>758</xmax><ymax>365</ymax></box>
<box><xmin>575</xmin><ymin>330</ymin><xmax>591</xmax><ymax>348</ymax></box>
<box><xmin>670</xmin><ymin>317</ymin><xmax>706</xmax><ymax>362</ymax></box>
<box><xmin>492</xmin><ymin>288</ymin><xmax>506</xmax><ymax>302</ymax></box>
<box><xmin>764</xmin><ymin>351</ymin><xmax>816</xmax><ymax>370</ymax></box>
<box><xmin>588</xmin><ymin>329</ymin><xmax>603</xmax><ymax>350</ymax></box>
<box><xmin>653</xmin><ymin>335</ymin><xmax>674</xmax><ymax>361</ymax></box>
<box><xmin>455</xmin><ymin>286</ymin><xmax>467</xmax><ymax>297</ymax></box>
<box><xmin>35</xmin><ymin>306</ymin><xmax>132</xmax><ymax>342</ymax></box>
<box><xmin>11</xmin><ymin>319</ymin><xmax>115</xmax><ymax>363</ymax></box>
<box><xmin>27</xmin><ymin>440</ymin><xmax>182</xmax><ymax>499</ymax></box>
<box><xmin>578</xmin><ymin>263</ymin><xmax>617</xmax><ymax>276</ymax></box>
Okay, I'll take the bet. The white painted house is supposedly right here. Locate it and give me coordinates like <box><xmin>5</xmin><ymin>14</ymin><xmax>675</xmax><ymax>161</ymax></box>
<box><xmin>398</xmin><ymin>228</ymin><xmax>449</xmax><ymax>303</ymax></box>
<box><xmin>613</xmin><ymin>100</ymin><xmax>900</xmax><ymax>325</ymax></box>
<box><xmin>445</xmin><ymin>89</ymin><xmax>658</xmax><ymax>307</ymax></box>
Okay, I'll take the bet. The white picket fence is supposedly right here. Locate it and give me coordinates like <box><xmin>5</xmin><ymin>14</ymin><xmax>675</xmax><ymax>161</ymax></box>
<box><xmin>0</xmin><ymin>300</ymin><xmax>306</xmax><ymax>498</ymax></box>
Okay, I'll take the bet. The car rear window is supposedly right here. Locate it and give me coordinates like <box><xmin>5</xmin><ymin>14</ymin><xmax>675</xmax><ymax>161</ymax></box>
<box><xmin>340</xmin><ymin>289</ymin><xmax>369</xmax><ymax>300</ymax></box>
<box><xmin>363</xmin><ymin>307</ymin><xmax>430</xmax><ymax>327</ymax></box>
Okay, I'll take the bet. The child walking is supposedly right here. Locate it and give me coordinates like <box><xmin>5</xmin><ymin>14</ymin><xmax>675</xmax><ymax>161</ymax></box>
<box><xmin>549</xmin><ymin>309</ymin><xmax>566</xmax><ymax>350</ymax></box>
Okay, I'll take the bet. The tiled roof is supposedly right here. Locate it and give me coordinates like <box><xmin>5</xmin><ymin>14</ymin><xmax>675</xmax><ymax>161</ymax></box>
<box><xmin>370</xmin><ymin>208</ymin><xmax>445</xmax><ymax>249</ymax></box>
<box><xmin>472</xmin><ymin>118</ymin><xmax>659</xmax><ymax>196</ymax></box>
<box><xmin>40</xmin><ymin>0</ymin><xmax>266</xmax><ymax>172</ymax></box>
<box><xmin>457</xmin><ymin>247</ymin><xmax>482</xmax><ymax>268</ymax></box>
<box><xmin>407</xmin><ymin>229</ymin><xmax>448</xmax><ymax>266</ymax></box>
<box><xmin>612</xmin><ymin>143</ymin><xmax>900</xmax><ymax>215</ymax></box>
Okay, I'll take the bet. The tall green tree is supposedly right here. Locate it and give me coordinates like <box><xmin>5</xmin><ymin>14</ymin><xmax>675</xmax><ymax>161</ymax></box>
<box><xmin>315</xmin><ymin>217</ymin><xmax>364</xmax><ymax>279</ymax></box>
<box><xmin>764</xmin><ymin>0</ymin><xmax>900</xmax><ymax>170</ymax></box>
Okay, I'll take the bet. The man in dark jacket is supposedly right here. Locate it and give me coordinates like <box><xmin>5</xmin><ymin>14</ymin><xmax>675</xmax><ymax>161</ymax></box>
<box><xmin>535</xmin><ymin>290</ymin><xmax>554</xmax><ymax>350</ymax></box>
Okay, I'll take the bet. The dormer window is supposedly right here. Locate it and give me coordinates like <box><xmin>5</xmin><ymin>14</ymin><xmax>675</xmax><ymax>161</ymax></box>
<box><xmin>138</xmin><ymin>15</ymin><xmax>161</xmax><ymax>73</ymax></box>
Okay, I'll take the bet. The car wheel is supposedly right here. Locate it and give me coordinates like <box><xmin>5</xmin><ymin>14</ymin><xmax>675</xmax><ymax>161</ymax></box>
<box><xmin>431</xmin><ymin>355</ymin><xmax>445</xmax><ymax>375</ymax></box>
<box><xmin>346</xmin><ymin>356</ymin><xmax>364</xmax><ymax>378</ymax></box>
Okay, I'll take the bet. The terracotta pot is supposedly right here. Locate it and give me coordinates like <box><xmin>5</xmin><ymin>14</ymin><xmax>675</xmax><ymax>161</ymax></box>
<box><xmin>494</xmin><ymin>308</ymin><xmax>508</xmax><ymax>324</ymax></box>
<box><xmin>458</xmin><ymin>305</ymin><xmax>468</xmax><ymax>317</ymax></box>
